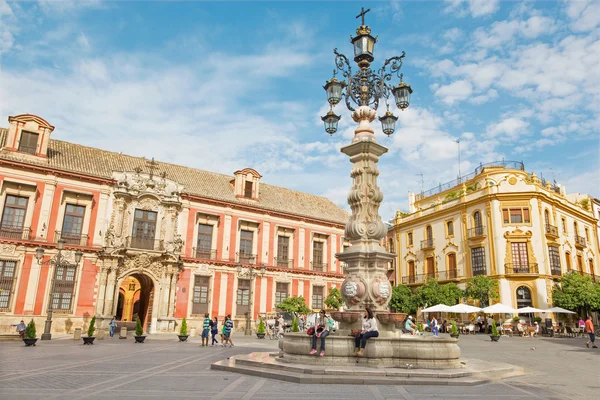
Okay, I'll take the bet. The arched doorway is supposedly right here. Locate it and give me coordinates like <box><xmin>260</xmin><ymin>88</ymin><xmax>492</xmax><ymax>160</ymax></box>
<box><xmin>115</xmin><ymin>273</ymin><xmax>154</xmax><ymax>332</ymax></box>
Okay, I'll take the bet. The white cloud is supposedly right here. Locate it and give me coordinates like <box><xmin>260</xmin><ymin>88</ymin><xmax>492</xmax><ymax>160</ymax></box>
<box><xmin>444</xmin><ymin>0</ymin><xmax>499</xmax><ymax>18</ymax></box>
<box><xmin>486</xmin><ymin>117</ymin><xmax>529</xmax><ymax>140</ymax></box>
<box><xmin>434</xmin><ymin>80</ymin><xmax>473</xmax><ymax>104</ymax></box>
<box><xmin>565</xmin><ymin>0</ymin><xmax>600</xmax><ymax>32</ymax></box>
<box><xmin>473</xmin><ymin>15</ymin><xmax>557</xmax><ymax>49</ymax></box>
<box><xmin>469</xmin><ymin>88</ymin><xmax>498</xmax><ymax>104</ymax></box>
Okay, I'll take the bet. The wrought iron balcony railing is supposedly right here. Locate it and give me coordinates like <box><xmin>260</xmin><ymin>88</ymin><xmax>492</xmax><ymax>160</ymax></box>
<box><xmin>55</xmin><ymin>231</ymin><xmax>88</xmax><ymax>246</ymax></box>
<box><xmin>574</xmin><ymin>235</ymin><xmax>587</xmax><ymax>248</ymax></box>
<box><xmin>0</xmin><ymin>226</ymin><xmax>31</xmax><ymax>240</ymax></box>
<box><xmin>311</xmin><ymin>262</ymin><xmax>327</xmax><ymax>272</ymax></box>
<box><xmin>193</xmin><ymin>248</ymin><xmax>217</xmax><ymax>260</ymax></box>
<box><xmin>545</xmin><ymin>224</ymin><xmax>559</xmax><ymax>237</ymax></box>
<box><xmin>505</xmin><ymin>263</ymin><xmax>539</xmax><ymax>274</ymax></box>
<box><xmin>437</xmin><ymin>269</ymin><xmax>460</xmax><ymax>281</ymax></box>
<box><xmin>275</xmin><ymin>257</ymin><xmax>293</xmax><ymax>268</ymax></box>
<box><xmin>126</xmin><ymin>236</ymin><xmax>164</xmax><ymax>251</ymax></box>
<box><xmin>420</xmin><ymin>239</ymin><xmax>434</xmax><ymax>250</ymax></box>
<box><xmin>468</xmin><ymin>226</ymin><xmax>486</xmax><ymax>238</ymax></box>
<box><xmin>402</xmin><ymin>272</ymin><xmax>435</xmax><ymax>285</ymax></box>
<box><xmin>236</xmin><ymin>253</ymin><xmax>256</xmax><ymax>265</ymax></box>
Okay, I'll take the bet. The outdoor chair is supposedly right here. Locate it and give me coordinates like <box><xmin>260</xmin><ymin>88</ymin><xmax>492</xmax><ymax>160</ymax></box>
<box><xmin>565</xmin><ymin>327</ymin><xmax>575</xmax><ymax>338</ymax></box>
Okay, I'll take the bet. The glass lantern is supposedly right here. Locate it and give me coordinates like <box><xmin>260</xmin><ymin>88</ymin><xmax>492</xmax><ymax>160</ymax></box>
<box><xmin>378</xmin><ymin>111</ymin><xmax>398</xmax><ymax>136</ymax></box>
<box><xmin>392</xmin><ymin>81</ymin><xmax>413</xmax><ymax>110</ymax></box>
<box><xmin>323</xmin><ymin>78</ymin><xmax>345</xmax><ymax>106</ymax></box>
<box><xmin>351</xmin><ymin>26</ymin><xmax>376</xmax><ymax>64</ymax></box>
<box><xmin>321</xmin><ymin>109</ymin><xmax>341</xmax><ymax>135</ymax></box>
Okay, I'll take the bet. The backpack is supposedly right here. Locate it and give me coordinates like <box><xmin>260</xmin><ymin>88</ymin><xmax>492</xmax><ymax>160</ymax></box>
<box><xmin>327</xmin><ymin>317</ymin><xmax>335</xmax><ymax>330</ymax></box>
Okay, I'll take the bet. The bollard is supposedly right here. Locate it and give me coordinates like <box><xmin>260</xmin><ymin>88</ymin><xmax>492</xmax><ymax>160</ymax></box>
<box><xmin>190</xmin><ymin>327</ymin><xmax>197</xmax><ymax>338</ymax></box>
<box><xmin>73</xmin><ymin>328</ymin><xmax>82</xmax><ymax>340</ymax></box>
<box><xmin>119</xmin><ymin>326</ymin><xmax>127</xmax><ymax>339</ymax></box>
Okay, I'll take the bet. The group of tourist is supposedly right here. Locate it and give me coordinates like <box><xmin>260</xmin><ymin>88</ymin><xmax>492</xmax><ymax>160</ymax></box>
<box><xmin>199</xmin><ymin>313</ymin><xmax>234</xmax><ymax>347</ymax></box>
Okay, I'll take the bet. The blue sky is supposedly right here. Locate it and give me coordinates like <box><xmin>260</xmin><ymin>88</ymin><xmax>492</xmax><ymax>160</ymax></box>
<box><xmin>1</xmin><ymin>0</ymin><xmax>598</xmax><ymax>219</ymax></box>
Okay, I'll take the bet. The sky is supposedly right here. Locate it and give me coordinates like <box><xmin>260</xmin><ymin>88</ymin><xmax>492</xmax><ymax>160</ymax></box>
<box><xmin>0</xmin><ymin>0</ymin><xmax>599</xmax><ymax>220</ymax></box>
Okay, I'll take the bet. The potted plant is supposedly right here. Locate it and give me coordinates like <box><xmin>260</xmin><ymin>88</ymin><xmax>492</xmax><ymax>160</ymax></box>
<box><xmin>134</xmin><ymin>316</ymin><xmax>146</xmax><ymax>343</ymax></box>
<box><xmin>533</xmin><ymin>316</ymin><xmax>542</xmax><ymax>324</ymax></box>
<box><xmin>450</xmin><ymin>321</ymin><xmax>460</xmax><ymax>339</ymax></box>
<box><xmin>256</xmin><ymin>317</ymin><xmax>266</xmax><ymax>339</ymax></box>
<box><xmin>23</xmin><ymin>319</ymin><xmax>37</xmax><ymax>347</ymax></box>
<box><xmin>178</xmin><ymin>318</ymin><xmax>189</xmax><ymax>342</ymax></box>
<box><xmin>490</xmin><ymin>319</ymin><xmax>500</xmax><ymax>342</ymax></box>
<box><xmin>291</xmin><ymin>316</ymin><xmax>299</xmax><ymax>333</ymax></box>
<box><xmin>83</xmin><ymin>316</ymin><xmax>96</xmax><ymax>345</ymax></box>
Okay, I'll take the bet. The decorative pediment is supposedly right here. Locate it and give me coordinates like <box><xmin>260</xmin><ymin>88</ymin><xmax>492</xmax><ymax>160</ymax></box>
<box><xmin>443</xmin><ymin>241</ymin><xmax>458</xmax><ymax>252</ymax></box>
<box><xmin>9</xmin><ymin>114</ymin><xmax>55</xmax><ymax>130</ymax></box>
<box><xmin>503</xmin><ymin>227</ymin><xmax>532</xmax><ymax>239</ymax></box>
<box><xmin>113</xmin><ymin>170</ymin><xmax>183</xmax><ymax>203</ymax></box>
<box><xmin>403</xmin><ymin>250</ymin><xmax>417</xmax><ymax>260</ymax></box>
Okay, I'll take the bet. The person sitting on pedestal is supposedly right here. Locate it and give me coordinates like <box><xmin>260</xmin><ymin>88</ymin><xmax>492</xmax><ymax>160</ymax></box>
<box><xmin>354</xmin><ymin>307</ymin><xmax>379</xmax><ymax>356</ymax></box>
<box><xmin>309</xmin><ymin>309</ymin><xmax>330</xmax><ymax>357</ymax></box>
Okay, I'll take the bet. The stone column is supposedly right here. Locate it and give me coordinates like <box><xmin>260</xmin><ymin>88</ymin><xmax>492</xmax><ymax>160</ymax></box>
<box><xmin>103</xmin><ymin>267</ymin><xmax>118</xmax><ymax>317</ymax></box>
<box><xmin>167</xmin><ymin>270</ymin><xmax>178</xmax><ymax>318</ymax></box>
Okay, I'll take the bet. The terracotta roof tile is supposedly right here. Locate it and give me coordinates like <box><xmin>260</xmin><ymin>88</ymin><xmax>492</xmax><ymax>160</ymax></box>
<box><xmin>0</xmin><ymin>135</ymin><xmax>348</xmax><ymax>225</ymax></box>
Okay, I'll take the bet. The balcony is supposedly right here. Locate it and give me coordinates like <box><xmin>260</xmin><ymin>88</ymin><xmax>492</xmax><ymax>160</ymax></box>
<box><xmin>505</xmin><ymin>263</ymin><xmax>539</xmax><ymax>275</ymax></box>
<box><xmin>545</xmin><ymin>224</ymin><xmax>559</xmax><ymax>239</ymax></box>
<box><xmin>236</xmin><ymin>252</ymin><xmax>256</xmax><ymax>265</ymax></box>
<box><xmin>311</xmin><ymin>262</ymin><xmax>328</xmax><ymax>272</ymax></box>
<box><xmin>402</xmin><ymin>272</ymin><xmax>435</xmax><ymax>285</ymax></box>
<box><xmin>574</xmin><ymin>235</ymin><xmax>586</xmax><ymax>249</ymax></box>
<box><xmin>126</xmin><ymin>236</ymin><xmax>164</xmax><ymax>251</ymax></box>
<box><xmin>467</xmin><ymin>226</ymin><xmax>486</xmax><ymax>239</ymax></box>
<box><xmin>0</xmin><ymin>226</ymin><xmax>31</xmax><ymax>241</ymax></box>
<box><xmin>193</xmin><ymin>248</ymin><xmax>217</xmax><ymax>260</ymax></box>
<box><xmin>274</xmin><ymin>257</ymin><xmax>293</xmax><ymax>268</ymax></box>
<box><xmin>551</xmin><ymin>267</ymin><xmax>562</xmax><ymax>277</ymax></box>
<box><xmin>420</xmin><ymin>239</ymin><xmax>434</xmax><ymax>250</ymax></box>
<box><xmin>437</xmin><ymin>269</ymin><xmax>460</xmax><ymax>281</ymax></box>
<box><xmin>55</xmin><ymin>231</ymin><xmax>88</xmax><ymax>246</ymax></box>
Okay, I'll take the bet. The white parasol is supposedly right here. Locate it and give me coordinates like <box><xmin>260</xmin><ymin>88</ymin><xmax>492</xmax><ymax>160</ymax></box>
<box><xmin>542</xmin><ymin>307</ymin><xmax>576</xmax><ymax>314</ymax></box>
<box><xmin>422</xmin><ymin>304</ymin><xmax>453</xmax><ymax>313</ymax></box>
<box><xmin>482</xmin><ymin>303</ymin><xmax>517</xmax><ymax>314</ymax></box>
<box><xmin>517</xmin><ymin>306</ymin><xmax>544</xmax><ymax>313</ymax></box>
<box><xmin>447</xmin><ymin>304</ymin><xmax>482</xmax><ymax>313</ymax></box>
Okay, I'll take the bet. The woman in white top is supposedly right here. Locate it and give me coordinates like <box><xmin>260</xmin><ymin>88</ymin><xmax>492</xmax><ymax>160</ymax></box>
<box><xmin>353</xmin><ymin>307</ymin><xmax>379</xmax><ymax>357</ymax></box>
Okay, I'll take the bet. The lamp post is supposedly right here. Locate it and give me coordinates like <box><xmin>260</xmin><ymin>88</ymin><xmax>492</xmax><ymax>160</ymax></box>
<box><xmin>236</xmin><ymin>262</ymin><xmax>266</xmax><ymax>336</ymax></box>
<box><xmin>35</xmin><ymin>239</ymin><xmax>83</xmax><ymax>340</ymax></box>
<box><xmin>322</xmin><ymin>8</ymin><xmax>413</xmax><ymax>320</ymax></box>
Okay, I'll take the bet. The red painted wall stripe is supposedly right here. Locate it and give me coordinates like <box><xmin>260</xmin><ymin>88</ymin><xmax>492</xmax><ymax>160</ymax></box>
<box><xmin>253</xmin><ymin>276</ymin><xmax>261</xmax><ymax>319</ymax></box>
<box><xmin>33</xmin><ymin>257</ymin><xmax>50</xmax><ymax>315</ymax></box>
<box><xmin>47</xmin><ymin>186</ymin><xmax>64</xmax><ymax>242</ymax></box>
<box><xmin>291</xmin><ymin>279</ymin><xmax>298</xmax><ymax>296</ymax></box>
<box><xmin>14</xmin><ymin>254</ymin><xmax>33</xmax><ymax>314</ymax></box>
<box><xmin>304</xmin><ymin>280</ymin><xmax>311</xmax><ymax>309</ymax></box>
<box><xmin>174</xmin><ymin>268</ymin><xmax>191</xmax><ymax>318</ymax></box>
<box><xmin>86</xmin><ymin>191</ymin><xmax>100</xmax><ymax>246</ymax></box>
<box><xmin>29</xmin><ymin>182</ymin><xmax>45</xmax><ymax>237</ymax></box>
<box><xmin>75</xmin><ymin>259</ymin><xmax>98</xmax><ymax>316</ymax></box>
<box><xmin>185</xmin><ymin>209</ymin><xmax>196</xmax><ymax>257</ymax></box>
<box><xmin>212</xmin><ymin>271</ymin><xmax>221</xmax><ymax>318</ymax></box>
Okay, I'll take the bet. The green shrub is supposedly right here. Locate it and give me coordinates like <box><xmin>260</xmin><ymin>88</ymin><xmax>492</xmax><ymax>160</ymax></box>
<box><xmin>490</xmin><ymin>319</ymin><xmax>499</xmax><ymax>336</ymax></box>
<box><xmin>512</xmin><ymin>316</ymin><xmax>520</xmax><ymax>323</ymax></box>
<box><xmin>257</xmin><ymin>317</ymin><xmax>266</xmax><ymax>334</ymax></box>
<box><xmin>533</xmin><ymin>316</ymin><xmax>542</xmax><ymax>324</ymax></box>
<box><xmin>450</xmin><ymin>321</ymin><xmax>459</xmax><ymax>335</ymax></box>
<box><xmin>135</xmin><ymin>316</ymin><xmax>143</xmax><ymax>336</ymax></box>
<box><xmin>87</xmin><ymin>316</ymin><xmax>96</xmax><ymax>337</ymax></box>
<box><xmin>291</xmin><ymin>317</ymin><xmax>299</xmax><ymax>332</ymax></box>
<box><xmin>417</xmin><ymin>322</ymin><xmax>424</xmax><ymax>332</ymax></box>
<box><xmin>25</xmin><ymin>319</ymin><xmax>36</xmax><ymax>339</ymax></box>
<box><xmin>179</xmin><ymin>317</ymin><xmax>188</xmax><ymax>336</ymax></box>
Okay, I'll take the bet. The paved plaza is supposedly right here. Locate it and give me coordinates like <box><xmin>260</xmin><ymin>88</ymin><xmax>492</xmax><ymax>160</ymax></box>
<box><xmin>1</xmin><ymin>333</ymin><xmax>597</xmax><ymax>399</ymax></box>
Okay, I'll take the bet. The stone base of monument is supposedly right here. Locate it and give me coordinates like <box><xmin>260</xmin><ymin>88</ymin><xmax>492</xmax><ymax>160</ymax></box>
<box><xmin>211</xmin><ymin>333</ymin><xmax>525</xmax><ymax>385</ymax></box>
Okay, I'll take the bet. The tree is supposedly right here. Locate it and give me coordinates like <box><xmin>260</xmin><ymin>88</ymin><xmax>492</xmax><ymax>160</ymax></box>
<box><xmin>179</xmin><ymin>317</ymin><xmax>188</xmax><ymax>336</ymax></box>
<box><xmin>291</xmin><ymin>317</ymin><xmax>299</xmax><ymax>332</ymax></box>
<box><xmin>412</xmin><ymin>280</ymin><xmax>464</xmax><ymax>308</ymax></box>
<box><xmin>25</xmin><ymin>319</ymin><xmax>36</xmax><ymax>339</ymax></box>
<box><xmin>389</xmin><ymin>285</ymin><xmax>416</xmax><ymax>314</ymax></box>
<box><xmin>257</xmin><ymin>317</ymin><xmax>266</xmax><ymax>334</ymax></box>
<box><xmin>552</xmin><ymin>272</ymin><xmax>600</xmax><ymax>315</ymax></box>
<box><xmin>439</xmin><ymin>282</ymin><xmax>464</xmax><ymax>305</ymax></box>
<box><xmin>465</xmin><ymin>276</ymin><xmax>499</xmax><ymax>307</ymax></box>
<box><xmin>324</xmin><ymin>287</ymin><xmax>343</xmax><ymax>310</ymax></box>
<box><xmin>87</xmin><ymin>316</ymin><xmax>96</xmax><ymax>338</ymax></box>
<box><xmin>135</xmin><ymin>316</ymin><xmax>144</xmax><ymax>336</ymax></box>
<box><xmin>276</xmin><ymin>296</ymin><xmax>311</xmax><ymax>315</ymax></box>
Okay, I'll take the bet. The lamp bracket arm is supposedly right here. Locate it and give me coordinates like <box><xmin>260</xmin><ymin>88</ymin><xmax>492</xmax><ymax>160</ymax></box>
<box><xmin>333</xmin><ymin>49</ymin><xmax>356</xmax><ymax>111</ymax></box>
<box><xmin>379</xmin><ymin>52</ymin><xmax>406</xmax><ymax>83</ymax></box>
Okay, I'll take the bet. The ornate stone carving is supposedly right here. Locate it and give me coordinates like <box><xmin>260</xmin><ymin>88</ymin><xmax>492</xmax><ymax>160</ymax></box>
<box><xmin>341</xmin><ymin>276</ymin><xmax>366</xmax><ymax>305</ymax></box>
<box><xmin>371</xmin><ymin>277</ymin><xmax>391</xmax><ymax>305</ymax></box>
<box><xmin>0</xmin><ymin>244</ymin><xmax>16</xmax><ymax>254</ymax></box>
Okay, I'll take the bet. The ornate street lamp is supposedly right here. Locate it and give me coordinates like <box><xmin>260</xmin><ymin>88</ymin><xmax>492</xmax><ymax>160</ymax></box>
<box><xmin>35</xmin><ymin>239</ymin><xmax>83</xmax><ymax>340</ymax></box>
<box><xmin>321</xmin><ymin>7</ymin><xmax>412</xmax><ymax>137</ymax></box>
<box><xmin>236</xmin><ymin>262</ymin><xmax>266</xmax><ymax>335</ymax></box>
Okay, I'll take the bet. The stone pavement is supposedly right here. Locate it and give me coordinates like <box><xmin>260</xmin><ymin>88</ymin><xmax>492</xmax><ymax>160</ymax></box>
<box><xmin>0</xmin><ymin>332</ymin><xmax>597</xmax><ymax>399</ymax></box>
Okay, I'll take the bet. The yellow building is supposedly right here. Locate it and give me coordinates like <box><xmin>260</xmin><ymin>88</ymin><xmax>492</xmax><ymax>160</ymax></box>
<box><xmin>387</xmin><ymin>161</ymin><xmax>600</xmax><ymax>310</ymax></box>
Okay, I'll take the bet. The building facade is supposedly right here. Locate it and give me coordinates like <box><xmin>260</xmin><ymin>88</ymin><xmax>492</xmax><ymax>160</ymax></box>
<box><xmin>387</xmin><ymin>161</ymin><xmax>599</xmax><ymax>310</ymax></box>
<box><xmin>0</xmin><ymin>114</ymin><xmax>348</xmax><ymax>334</ymax></box>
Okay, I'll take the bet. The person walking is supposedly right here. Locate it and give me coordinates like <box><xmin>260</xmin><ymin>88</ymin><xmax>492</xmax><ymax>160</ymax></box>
<box><xmin>309</xmin><ymin>309</ymin><xmax>330</xmax><ymax>356</ymax></box>
<box><xmin>431</xmin><ymin>316</ymin><xmax>439</xmax><ymax>337</ymax></box>
<box><xmin>353</xmin><ymin>307</ymin><xmax>379</xmax><ymax>356</ymax></box>
<box><xmin>109</xmin><ymin>316</ymin><xmax>117</xmax><ymax>338</ymax></box>
<box><xmin>201</xmin><ymin>313</ymin><xmax>211</xmax><ymax>347</ymax></box>
<box><xmin>585</xmin><ymin>315</ymin><xmax>597</xmax><ymax>348</ymax></box>
<box><xmin>223</xmin><ymin>314</ymin><xmax>234</xmax><ymax>347</ymax></box>
<box><xmin>210</xmin><ymin>317</ymin><xmax>219</xmax><ymax>346</ymax></box>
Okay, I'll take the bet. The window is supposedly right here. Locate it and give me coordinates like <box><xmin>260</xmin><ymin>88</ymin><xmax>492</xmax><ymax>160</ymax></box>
<box><xmin>51</xmin><ymin>265</ymin><xmax>76</xmax><ymax>311</ymax></box>
<box><xmin>585</xmin><ymin>227</ymin><xmax>590</xmax><ymax>242</ymax></box>
<box><xmin>425</xmin><ymin>225</ymin><xmax>433</xmax><ymax>240</ymax></box>
<box><xmin>407</xmin><ymin>260</ymin><xmax>415</xmax><ymax>283</ymax></box>
<box><xmin>277</xmin><ymin>236</ymin><xmax>290</xmax><ymax>267</ymax></box>
<box><xmin>236</xmin><ymin>279</ymin><xmax>250</xmax><ymax>315</ymax></box>
<box><xmin>196</xmin><ymin>224</ymin><xmax>214</xmax><ymax>259</ymax></box>
<box><xmin>502</xmin><ymin>207</ymin><xmax>530</xmax><ymax>224</ymax></box>
<box><xmin>312</xmin><ymin>286</ymin><xmax>324</xmax><ymax>309</ymax></box>
<box><xmin>239</xmin><ymin>230</ymin><xmax>254</xmax><ymax>264</ymax></box>
<box><xmin>131</xmin><ymin>209</ymin><xmax>157</xmax><ymax>250</ymax></box>
<box><xmin>510</xmin><ymin>242</ymin><xmax>529</xmax><ymax>272</ymax></box>
<box><xmin>516</xmin><ymin>286</ymin><xmax>532</xmax><ymax>309</ymax></box>
<box><xmin>561</xmin><ymin>218</ymin><xmax>567</xmax><ymax>234</ymax></box>
<box><xmin>0</xmin><ymin>260</ymin><xmax>17</xmax><ymax>310</ymax></box>
<box><xmin>577</xmin><ymin>254</ymin><xmax>584</xmax><ymax>272</ymax></box>
<box><xmin>388</xmin><ymin>238</ymin><xmax>395</xmax><ymax>253</ymax></box>
<box><xmin>407</xmin><ymin>232</ymin><xmax>413</xmax><ymax>246</ymax></box>
<box><xmin>471</xmin><ymin>247</ymin><xmax>486</xmax><ymax>276</ymax></box>
<box><xmin>446</xmin><ymin>221</ymin><xmax>454</xmax><ymax>237</ymax></box>
<box><xmin>589</xmin><ymin>259</ymin><xmax>595</xmax><ymax>276</ymax></box>
<box><xmin>0</xmin><ymin>195</ymin><xmax>28</xmax><ymax>238</ymax></box>
<box><xmin>192</xmin><ymin>276</ymin><xmax>210</xmax><ymax>315</ymax></box>
<box><xmin>544</xmin><ymin>209</ymin><xmax>550</xmax><ymax>226</ymax></box>
<box><xmin>244</xmin><ymin>181</ymin><xmax>253</xmax><ymax>198</ymax></box>
<box><xmin>565</xmin><ymin>252</ymin><xmax>572</xmax><ymax>271</ymax></box>
<box><xmin>312</xmin><ymin>241</ymin><xmax>324</xmax><ymax>271</ymax></box>
<box><xmin>473</xmin><ymin>211</ymin><xmax>484</xmax><ymax>236</ymax></box>
<box><xmin>18</xmin><ymin>131</ymin><xmax>38</xmax><ymax>154</ymax></box>
<box><xmin>425</xmin><ymin>257</ymin><xmax>435</xmax><ymax>279</ymax></box>
<box><xmin>447</xmin><ymin>253</ymin><xmax>457</xmax><ymax>279</ymax></box>
<box><xmin>548</xmin><ymin>246</ymin><xmax>561</xmax><ymax>276</ymax></box>
<box><xmin>275</xmin><ymin>282</ymin><xmax>289</xmax><ymax>305</ymax></box>
<box><xmin>61</xmin><ymin>204</ymin><xmax>85</xmax><ymax>244</ymax></box>
<box><xmin>573</xmin><ymin>222</ymin><xmax>579</xmax><ymax>237</ymax></box>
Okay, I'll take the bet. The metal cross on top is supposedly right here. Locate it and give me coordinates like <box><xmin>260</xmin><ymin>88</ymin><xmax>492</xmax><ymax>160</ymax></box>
<box><xmin>146</xmin><ymin>157</ymin><xmax>159</xmax><ymax>179</ymax></box>
<box><xmin>356</xmin><ymin>7</ymin><xmax>370</xmax><ymax>25</ymax></box>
